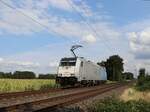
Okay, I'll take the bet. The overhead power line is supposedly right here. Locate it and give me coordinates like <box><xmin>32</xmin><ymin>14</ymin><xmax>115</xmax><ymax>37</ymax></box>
<box><xmin>0</xmin><ymin>0</ymin><xmax>73</xmax><ymax>43</ymax></box>
<box><xmin>0</xmin><ymin>0</ymin><xmax>116</xmax><ymax>54</ymax></box>
<box><xmin>67</xmin><ymin>0</ymin><xmax>116</xmax><ymax>54</ymax></box>
<box><xmin>0</xmin><ymin>0</ymin><xmax>49</xmax><ymax>30</ymax></box>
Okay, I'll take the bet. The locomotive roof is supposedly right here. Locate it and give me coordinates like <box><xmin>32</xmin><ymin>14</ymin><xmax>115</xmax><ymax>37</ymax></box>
<box><xmin>60</xmin><ymin>57</ymin><xmax>105</xmax><ymax>68</ymax></box>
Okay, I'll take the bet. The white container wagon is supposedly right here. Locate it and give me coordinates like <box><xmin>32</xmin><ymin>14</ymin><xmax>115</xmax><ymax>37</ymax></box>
<box><xmin>56</xmin><ymin>57</ymin><xmax>107</xmax><ymax>86</ymax></box>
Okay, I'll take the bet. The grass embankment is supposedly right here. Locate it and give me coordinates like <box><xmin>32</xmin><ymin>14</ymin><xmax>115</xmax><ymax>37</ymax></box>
<box><xmin>87</xmin><ymin>80</ymin><xmax>150</xmax><ymax>112</ymax></box>
<box><xmin>120</xmin><ymin>87</ymin><xmax>150</xmax><ymax>102</ymax></box>
<box><xmin>106</xmin><ymin>80</ymin><xmax>117</xmax><ymax>84</ymax></box>
<box><xmin>0</xmin><ymin>79</ymin><xmax>56</xmax><ymax>93</ymax></box>
<box><xmin>88</xmin><ymin>97</ymin><xmax>150</xmax><ymax>112</ymax></box>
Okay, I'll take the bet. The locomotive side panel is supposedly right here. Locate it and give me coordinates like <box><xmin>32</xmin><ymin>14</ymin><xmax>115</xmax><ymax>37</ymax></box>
<box><xmin>81</xmin><ymin>61</ymin><xmax>99</xmax><ymax>80</ymax></box>
<box><xmin>80</xmin><ymin>60</ymin><xmax>107</xmax><ymax>81</ymax></box>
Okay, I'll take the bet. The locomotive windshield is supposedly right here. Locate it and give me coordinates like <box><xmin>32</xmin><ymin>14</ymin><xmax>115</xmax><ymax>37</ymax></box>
<box><xmin>60</xmin><ymin>57</ymin><xmax>77</xmax><ymax>66</ymax></box>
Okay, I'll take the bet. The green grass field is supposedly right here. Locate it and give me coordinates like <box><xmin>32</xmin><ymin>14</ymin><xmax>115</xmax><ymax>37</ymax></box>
<box><xmin>0</xmin><ymin>79</ymin><xmax>56</xmax><ymax>93</ymax></box>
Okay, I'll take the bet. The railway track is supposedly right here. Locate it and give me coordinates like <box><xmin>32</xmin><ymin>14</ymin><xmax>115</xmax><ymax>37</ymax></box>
<box><xmin>0</xmin><ymin>83</ymin><xmax>112</xmax><ymax>100</ymax></box>
<box><xmin>0</xmin><ymin>88</ymin><xmax>62</xmax><ymax>99</ymax></box>
<box><xmin>0</xmin><ymin>83</ymin><xmax>128</xmax><ymax>112</ymax></box>
<box><xmin>0</xmin><ymin>85</ymin><xmax>89</xmax><ymax>99</ymax></box>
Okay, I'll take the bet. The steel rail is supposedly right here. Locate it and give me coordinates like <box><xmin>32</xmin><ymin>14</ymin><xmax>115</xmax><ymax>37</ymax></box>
<box><xmin>0</xmin><ymin>83</ymin><xmax>115</xmax><ymax>99</ymax></box>
<box><xmin>0</xmin><ymin>83</ymin><xmax>127</xmax><ymax>112</ymax></box>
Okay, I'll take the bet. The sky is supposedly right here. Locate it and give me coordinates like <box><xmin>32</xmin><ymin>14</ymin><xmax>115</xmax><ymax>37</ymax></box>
<box><xmin>0</xmin><ymin>0</ymin><xmax>150</xmax><ymax>76</ymax></box>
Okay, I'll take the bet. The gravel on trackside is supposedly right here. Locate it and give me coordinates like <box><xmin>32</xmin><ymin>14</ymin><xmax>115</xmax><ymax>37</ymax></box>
<box><xmin>67</xmin><ymin>85</ymin><xmax>131</xmax><ymax>112</ymax></box>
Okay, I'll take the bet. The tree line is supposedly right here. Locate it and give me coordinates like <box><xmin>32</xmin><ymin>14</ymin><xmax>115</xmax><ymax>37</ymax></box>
<box><xmin>0</xmin><ymin>55</ymin><xmax>135</xmax><ymax>81</ymax></box>
<box><xmin>0</xmin><ymin>71</ymin><xmax>56</xmax><ymax>79</ymax></box>
<box><xmin>97</xmin><ymin>55</ymin><xmax>134</xmax><ymax>81</ymax></box>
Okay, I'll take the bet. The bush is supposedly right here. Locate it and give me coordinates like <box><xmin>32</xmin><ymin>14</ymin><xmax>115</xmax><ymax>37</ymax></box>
<box><xmin>88</xmin><ymin>97</ymin><xmax>150</xmax><ymax>112</ymax></box>
<box><xmin>0</xmin><ymin>72</ymin><xmax>12</xmax><ymax>78</ymax></box>
<box><xmin>136</xmin><ymin>75</ymin><xmax>150</xmax><ymax>91</ymax></box>
<box><xmin>13</xmin><ymin>71</ymin><xmax>36</xmax><ymax>79</ymax></box>
<box><xmin>122</xmin><ymin>72</ymin><xmax>134</xmax><ymax>80</ymax></box>
<box><xmin>38</xmin><ymin>74</ymin><xmax>56</xmax><ymax>79</ymax></box>
<box><xmin>136</xmin><ymin>81</ymin><xmax>150</xmax><ymax>91</ymax></box>
<box><xmin>0</xmin><ymin>71</ymin><xmax>36</xmax><ymax>79</ymax></box>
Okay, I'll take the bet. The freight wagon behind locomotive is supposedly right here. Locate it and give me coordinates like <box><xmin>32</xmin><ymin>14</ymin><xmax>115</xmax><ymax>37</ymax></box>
<box><xmin>56</xmin><ymin>57</ymin><xmax>107</xmax><ymax>86</ymax></box>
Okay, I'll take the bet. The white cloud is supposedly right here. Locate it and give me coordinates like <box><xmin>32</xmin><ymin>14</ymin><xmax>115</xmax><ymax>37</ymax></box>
<box><xmin>124</xmin><ymin>19</ymin><xmax>150</xmax><ymax>75</ymax></box>
<box><xmin>0</xmin><ymin>57</ymin><xmax>40</xmax><ymax>73</ymax></box>
<box><xmin>0</xmin><ymin>41</ymin><xmax>120</xmax><ymax>73</ymax></box>
<box><xmin>0</xmin><ymin>0</ymin><xmax>128</xmax><ymax>74</ymax></box>
<box><xmin>128</xmin><ymin>28</ymin><xmax>150</xmax><ymax>59</ymax></box>
<box><xmin>0</xmin><ymin>0</ymin><xmax>119</xmax><ymax>42</ymax></box>
<box><xmin>0</xmin><ymin>57</ymin><xmax>4</xmax><ymax>62</ymax></box>
<box><xmin>0</xmin><ymin>43</ymin><xmax>71</xmax><ymax>73</ymax></box>
<box><xmin>111</xmin><ymin>17</ymin><xmax>150</xmax><ymax>75</ymax></box>
<box><xmin>82</xmin><ymin>34</ymin><xmax>96</xmax><ymax>43</ymax></box>
<box><xmin>140</xmin><ymin>28</ymin><xmax>150</xmax><ymax>44</ymax></box>
<box><xmin>47</xmin><ymin>0</ymin><xmax>72</xmax><ymax>11</ymax></box>
<box><xmin>0</xmin><ymin>2</ymin><xmax>46</xmax><ymax>34</ymax></box>
<box><xmin>34</xmin><ymin>0</ymin><xmax>93</xmax><ymax>17</ymax></box>
<box><xmin>7</xmin><ymin>61</ymin><xmax>40</xmax><ymax>67</ymax></box>
<box><xmin>135</xmin><ymin>59</ymin><xmax>150</xmax><ymax>74</ymax></box>
<box><xmin>128</xmin><ymin>32</ymin><xmax>137</xmax><ymax>42</ymax></box>
<box><xmin>0</xmin><ymin>60</ymin><xmax>40</xmax><ymax>68</ymax></box>
<box><xmin>49</xmin><ymin>61</ymin><xmax>59</xmax><ymax>67</ymax></box>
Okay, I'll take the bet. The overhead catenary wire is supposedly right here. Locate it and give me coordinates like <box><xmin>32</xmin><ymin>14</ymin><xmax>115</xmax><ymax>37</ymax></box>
<box><xmin>67</xmin><ymin>0</ymin><xmax>112</xmax><ymax>51</ymax></box>
<box><xmin>1</xmin><ymin>0</ymin><xmax>115</xmax><ymax>55</ymax></box>
<box><xmin>0</xmin><ymin>0</ymin><xmax>49</xmax><ymax>31</ymax></box>
<box><xmin>0</xmin><ymin>0</ymin><xmax>73</xmax><ymax>44</ymax></box>
<box><xmin>80</xmin><ymin>0</ymin><xmax>124</xmax><ymax>55</ymax></box>
<box><xmin>0</xmin><ymin>0</ymin><xmax>137</xmax><ymax>73</ymax></box>
<box><xmin>67</xmin><ymin>0</ymin><xmax>116</xmax><ymax>54</ymax></box>
<box><xmin>0</xmin><ymin>0</ymin><xmax>91</xmax><ymax>58</ymax></box>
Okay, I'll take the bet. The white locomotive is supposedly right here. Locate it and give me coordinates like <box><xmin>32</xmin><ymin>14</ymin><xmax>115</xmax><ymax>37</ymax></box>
<box><xmin>56</xmin><ymin>57</ymin><xmax>107</xmax><ymax>86</ymax></box>
<box><xmin>56</xmin><ymin>45</ymin><xmax>107</xmax><ymax>86</ymax></box>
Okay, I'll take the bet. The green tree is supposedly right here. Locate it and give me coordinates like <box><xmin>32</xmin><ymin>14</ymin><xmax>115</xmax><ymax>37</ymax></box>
<box><xmin>0</xmin><ymin>72</ymin><xmax>12</xmax><ymax>78</ymax></box>
<box><xmin>0</xmin><ymin>72</ymin><xmax>5</xmax><ymax>78</ymax></box>
<box><xmin>13</xmin><ymin>71</ymin><xmax>36</xmax><ymax>79</ymax></box>
<box><xmin>122</xmin><ymin>72</ymin><xmax>134</xmax><ymax>80</ymax></box>
<box><xmin>98</xmin><ymin>55</ymin><xmax>124</xmax><ymax>81</ymax></box>
<box><xmin>138</xmin><ymin>68</ymin><xmax>146</xmax><ymax>79</ymax></box>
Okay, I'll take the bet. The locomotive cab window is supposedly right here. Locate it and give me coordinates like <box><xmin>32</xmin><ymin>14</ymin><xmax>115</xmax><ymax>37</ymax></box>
<box><xmin>60</xmin><ymin>62</ymin><xmax>76</xmax><ymax>66</ymax></box>
<box><xmin>60</xmin><ymin>58</ymin><xmax>76</xmax><ymax>66</ymax></box>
